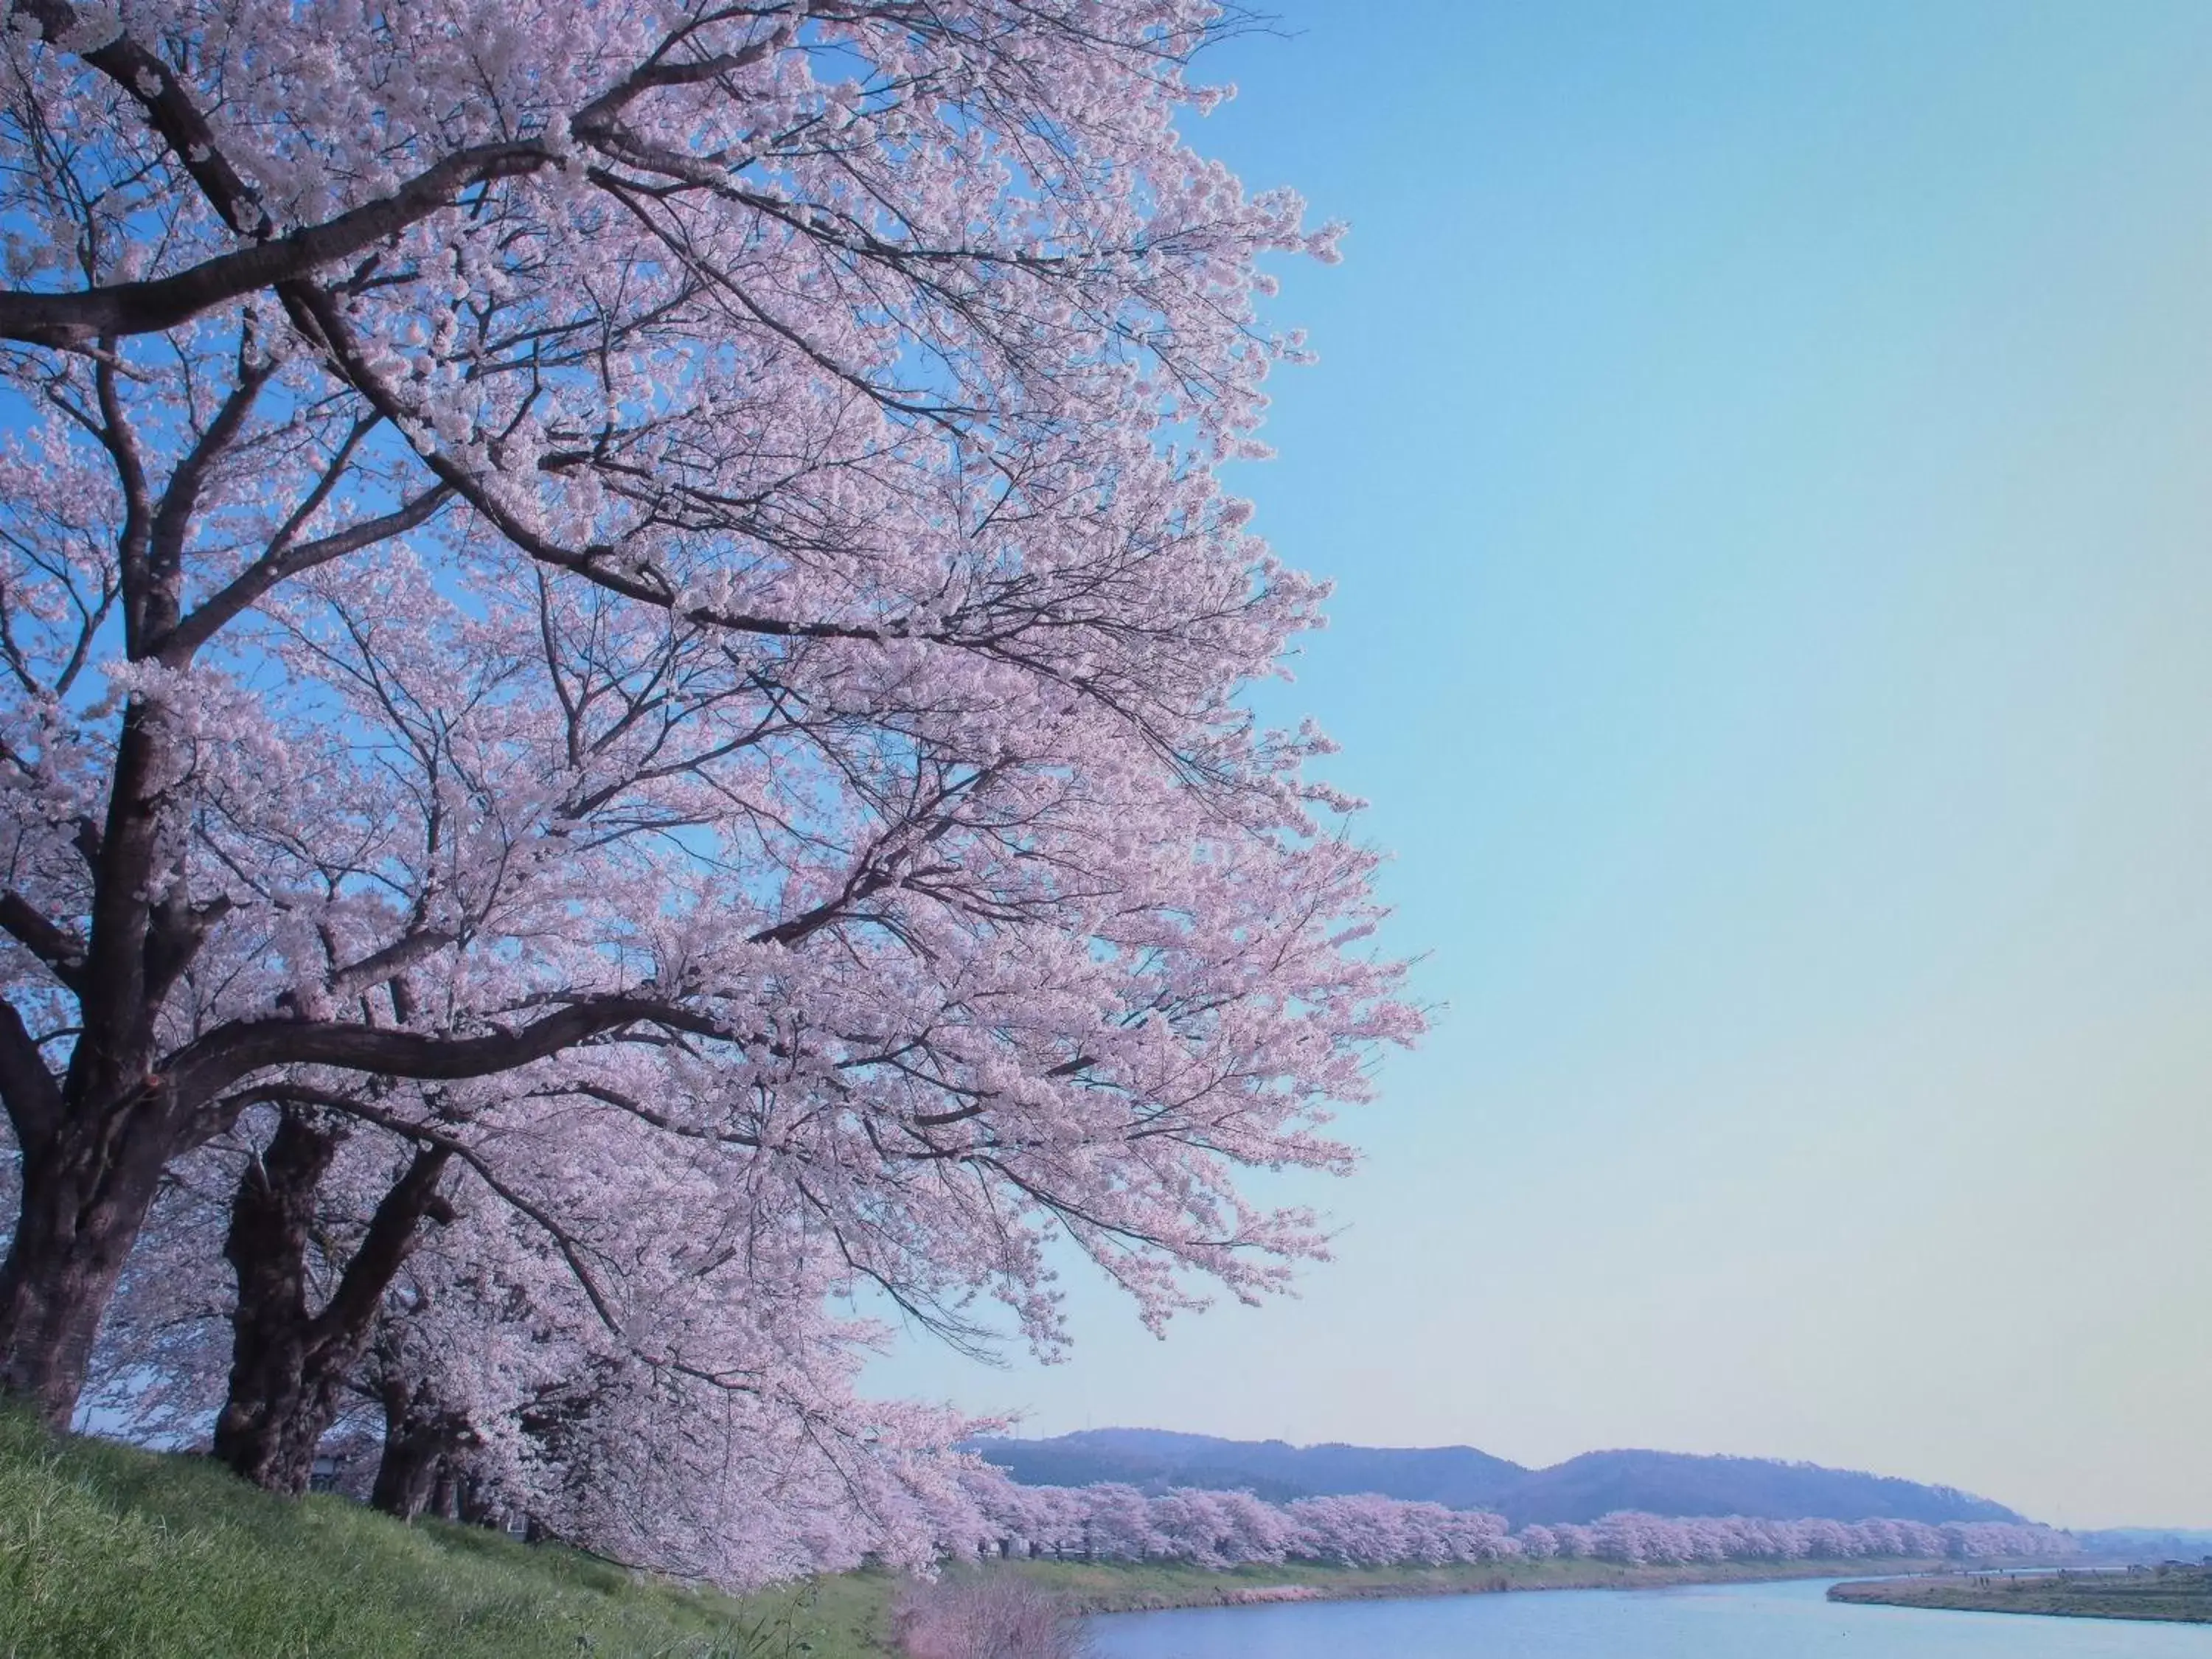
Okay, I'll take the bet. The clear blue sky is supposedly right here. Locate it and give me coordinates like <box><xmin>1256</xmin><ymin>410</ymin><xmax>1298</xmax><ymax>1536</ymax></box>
<box><xmin>869</xmin><ymin>0</ymin><xmax>2212</xmax><ymax>1530</ymax></box>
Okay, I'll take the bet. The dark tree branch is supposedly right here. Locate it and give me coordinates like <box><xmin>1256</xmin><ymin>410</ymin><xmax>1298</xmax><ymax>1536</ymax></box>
<box><xmin>0</xmin><ymin>996</ymin><xmax>63</xmax><ymax>1144</ymax></box>
<box><xmin>309</xmin><ymin>1143</ymin><xmax>452</xmax><ymax>1352</ymax></box>
<box><xmin>0</xmin><ymin>891</ymin><xmax>86</xmax><ymax>994</ymax></box>
<box><xmin>10</xmin><ymin>0</ymin><xmax>274</xmax><ymax>239</ymax></box>
<box><xmin>0</xmin><ymin>143</ymin><xmax>554</xmax><ymax>349</ymax></box>
<box><xmin>339</xmin><ymin>1098</ymin><xmax>626</xmax><ymax>1339</ymax></box>
<box><xmin>0</xmin><ymin>4</ymin><xmax>792</xmax><ymax>351</ymax></box>
<box><xmin>142</xmin><ymin>894</ymin><xmax>232</xmax><ymax>1012</ymax></box>
<box><xmin>164</xmin><ymin>484</ymin><xmax>453</xmax><ymax>664</ymax></box>
<box><xmin>164</xmin><ymin>993</ymin><xmax>735</xmax><ymax>1118</ymax></box>
<box><xmin>324</xmin><ymin>931</ymin><xmax>459</xmax><ymax>1001</ymax></box>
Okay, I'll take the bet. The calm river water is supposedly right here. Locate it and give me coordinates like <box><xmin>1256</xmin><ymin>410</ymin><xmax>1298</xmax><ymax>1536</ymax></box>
<box><xmin>1088</xmin><ymin>1577</ymin><xmax>2212</xmax><ymax>1659</ymax></box>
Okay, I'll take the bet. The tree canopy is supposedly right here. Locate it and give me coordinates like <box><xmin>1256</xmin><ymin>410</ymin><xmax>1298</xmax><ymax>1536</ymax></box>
<box><xmin>0</xmin><ymin>0</ymin><xmax>1416</xmax><ymax>1572</ymax></box>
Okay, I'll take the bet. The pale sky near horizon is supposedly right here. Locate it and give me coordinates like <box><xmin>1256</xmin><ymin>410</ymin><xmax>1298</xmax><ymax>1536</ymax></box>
<box><xmin>869</xmin><ymin>0</ymin><xmax>2212</xmax><ymax>1531</ymax></box>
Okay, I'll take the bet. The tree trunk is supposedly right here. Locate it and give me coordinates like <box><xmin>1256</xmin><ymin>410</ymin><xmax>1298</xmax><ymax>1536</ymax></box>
<box><xmin>213</xmin><ymin>1110</ymin><xmax>452</xmax><ymax>1495</ymax></box>
<box><xmin>0</xmin><ymin>1115</ymin><xmax>172</xmax><ymax>1424</ymax></box>
<box><xmin>371</xmin><ymin>1371</ymin><xmax>472</xmax><ymax>1522</ymax></box>
<box><xmin>0</xmin><ymin>690</ymin><xmax>217</xmax><ymax>1424</ymax></box>
<box><xmin>370</xmin><ymin>1431</ymin><xmax>444</xmax><ymax>1521</ymax></box>
<box><xmin>210</xmin><ymin>1107</ymin><xmax>343</xmax><ymax>1492</ymax></box>
<box><xmin>456</xmin><ymin>1472</ymin><xmax>500</xmax><ymax>1528</ymax></box>
<box><xmin>431</xmin><ymin>1458</ymin><xmax>461</xmax><ymax>1523</ymax></box>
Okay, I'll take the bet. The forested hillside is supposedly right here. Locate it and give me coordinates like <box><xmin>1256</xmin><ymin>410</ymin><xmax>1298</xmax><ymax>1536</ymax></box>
<box><xmin>970</xmin><ymin>1430</ymin><xmax>2027</xmax><ymax>1526</ymax></box>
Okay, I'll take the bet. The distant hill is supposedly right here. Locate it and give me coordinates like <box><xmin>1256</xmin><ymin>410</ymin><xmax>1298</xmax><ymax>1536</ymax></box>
<box><xmin>2073</xmin><ymin>1528</ymin><xmax>2212</xmax><ymax>1562</ymax></box>
<box><xmin>975</xmin><ymin>1429</ymin><xmax>1525</xmax><ymax>1512</ymax></box>
<box><xmin>967</xmin><ymin>1428</ymin><xmax>2029</xmax><ymax>1526</ymax></box>
<box><xmin>1495</xmin><ymin>1450</ymin><xmax>2021</xmax><ymax>1527</ymax></box>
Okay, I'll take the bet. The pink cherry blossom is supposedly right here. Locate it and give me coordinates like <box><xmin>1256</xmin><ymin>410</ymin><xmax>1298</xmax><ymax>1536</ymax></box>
<box><xmin>0</xmin><ymin>1</ymin><xmax>1416</xmax><ymax>1467</ymax></box>
<box><xmin>964</xmin><ymin>1483</ymin><xmax>2073</xmax><ymax>1575</ymax></box>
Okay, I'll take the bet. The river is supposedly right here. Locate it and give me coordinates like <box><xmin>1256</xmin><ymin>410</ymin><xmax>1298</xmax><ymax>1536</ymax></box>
<box><xmin>1088</xmin><ymin>1576</ymin><xmax>2212</xmax><ymax>1658</ymax></box>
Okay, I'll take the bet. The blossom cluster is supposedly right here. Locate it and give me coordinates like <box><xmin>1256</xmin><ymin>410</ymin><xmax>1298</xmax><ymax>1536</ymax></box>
<box><xmin>0</xmin><ymin>0</ymin><xmax>1415</xmax><ymax>1590</ymax></box>
<box><xmin>958</xmin><ymin>1481</ymin><xmax>2073</xmax><ymax>1571</ymax></box>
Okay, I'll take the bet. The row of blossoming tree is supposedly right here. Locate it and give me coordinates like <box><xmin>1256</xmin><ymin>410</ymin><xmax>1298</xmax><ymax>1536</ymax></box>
<box><xmin>959</xmin><ymin>1482</ymin><xmax>2071</xmax><ymax>1571</ymax></box>
<box><xmin>0</xmin><ymin>0</ymin><xmax>1421</xmax><ymax>1589</ymax></box>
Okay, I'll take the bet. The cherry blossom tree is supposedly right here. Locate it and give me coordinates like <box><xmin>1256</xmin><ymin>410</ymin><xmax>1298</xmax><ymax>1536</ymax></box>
<box><xmin>85</xmin><ymin>1096</ymin><xmax>1019</xmax><ymax>1582</ymax></box>
<box><xmin>82</xmin><ymin>1110</ymin><xmax>475</xmax><ymax>1494</ymax></box>
<box><xmin>0</xmin><ymin>0</ymin><xmax>1417</xmax><ymax>1430</ymax></box>
<box><xmin>1798</xmin><ymin>1517</ymin><xmax>1855</xmax><ymax>1560</ymax></box>
<box><xmin>1208</xmin><ymin>1487</ymin><xmax>1296</xmax><ymax>1565</ymax></box>
<box><xmin>209</xmin><ymin>1105</ymin><xmax>455</xmax><ymax>1489</ymax></box>
<box><xmin>1150</xmin><ymin>1485</ymin><xmax>1299</xmax><ymax>1568</ymax></box>
<box><xmin>1078</xmin><ymin>1481</ymin><xmax>1171</xmax><ymax>1561</ymax></box>
<box><xmin>966</xmin><ymin>1483</ymin><xmax>2075</xmax><ymax>1575</ymax></box>
<box><xmin>1569</xmin><ymin>1511</ymin><xmax>2063</xmax><ymax>1567</ymax></box>
<box><xmin>1552</xmin><ymin>1522</ymin><xmax>1598</xmax><ymax>1559</ymax></box>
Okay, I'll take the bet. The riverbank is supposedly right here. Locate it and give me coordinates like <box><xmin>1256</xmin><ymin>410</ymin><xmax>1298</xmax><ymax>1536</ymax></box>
<box><xmin>1829</xmin><ymin>1567</ymin><xmax>2212</xmax><ymax>1624</ymax></box>
<box><xmin>0</xmin><ymin>1414</ymin><xmax>2085</xmax><ymax>1658</ymax></box>
<box><xmin>1000</xmin><ymin>1553</ymin><xmax>1992</xmax><ymax>1614</ymax></box>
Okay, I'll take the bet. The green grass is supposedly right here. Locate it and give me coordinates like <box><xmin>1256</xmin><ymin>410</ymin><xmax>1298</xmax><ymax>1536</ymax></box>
<box><xmin>0</xmin><ymin>1413</ymin><xmax>897</xmax><ymax>1659</ymax></box>
<box><xmin>1829</xmin><ymin>1566</ymin><xmax>2212</xmax><ymax>1624</ymax></box>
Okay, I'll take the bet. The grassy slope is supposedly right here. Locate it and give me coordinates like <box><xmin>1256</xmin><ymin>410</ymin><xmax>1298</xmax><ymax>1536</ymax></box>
<box><xmin>0</xmin><ymin>1413</ymin><xmax>893</xmax><ymax>1659</ymax></box>
<box><xmin>1829</xmin><ymin>1568</ymin><xmax>2212</xmax><ymax>1624</ymax></box>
